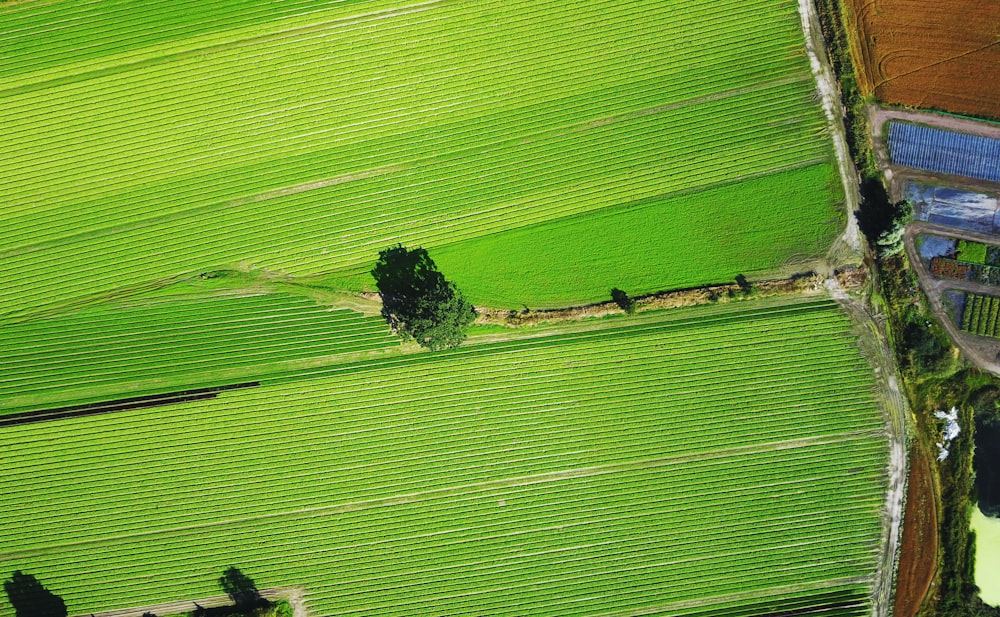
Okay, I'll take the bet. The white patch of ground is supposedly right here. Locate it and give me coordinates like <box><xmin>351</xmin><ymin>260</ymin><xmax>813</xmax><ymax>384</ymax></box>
<box><xmin>933</xmin><ymin>406</ymin><xmax>960</xmax><ymax>461</ymax></box>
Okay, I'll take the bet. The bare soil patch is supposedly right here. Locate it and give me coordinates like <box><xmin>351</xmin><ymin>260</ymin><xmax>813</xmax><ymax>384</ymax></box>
<box><xmin>845</xmin><ymin>0</ymin><xmax>1000</xmax><ymax>120</ymax></box>
<box><xmin>894</xmin><ymin>444</ymin><xmax>939</xmax><ymax>617</ymax></box>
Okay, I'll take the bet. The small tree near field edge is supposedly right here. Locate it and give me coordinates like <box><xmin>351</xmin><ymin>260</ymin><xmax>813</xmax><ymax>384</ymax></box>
<box><xmin>371</xmin><ymin>245</ymin><xmax>476</xmax><ymax>350</ymax></box>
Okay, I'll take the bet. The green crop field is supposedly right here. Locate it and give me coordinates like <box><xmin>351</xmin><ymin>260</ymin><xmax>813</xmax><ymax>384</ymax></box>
<box><xmin>960</xmin><ymin>293</ymin><xmax>1000</xmax><ymax>337</ymax></box>
<box><xmin>0</xmin><ymin>287</ymin><xmax>398</xmax><ymax>416</ymax></box>
<box><xmin>0</xmin><ymin>0</ymin><xmax>843</xmax><ymax>316</ymax></box>
<box><xmin>0</xmin><ymin>298</ymin><xmax>888</xmax><ymax>617</ymax></box>
<box><xmin>0</xmin><ymin>0</ymin><xmax>887</xmax><ymax>615</ymax></box>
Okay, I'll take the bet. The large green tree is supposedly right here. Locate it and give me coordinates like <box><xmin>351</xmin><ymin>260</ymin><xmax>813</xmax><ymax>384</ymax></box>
<box><xmin>3</xmin><ymin>571</ymin><xmax>66</xmax><ymax>617</ymax></box>
<box><xmin>371</xmin><ymin>245</ymin><xmax>476</xmax><ymax>350</ymax></box>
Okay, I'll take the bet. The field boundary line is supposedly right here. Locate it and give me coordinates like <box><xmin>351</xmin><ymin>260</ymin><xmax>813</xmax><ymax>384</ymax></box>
<box><xmin>0</xmin><ymin>431</ymin><xmax>878</xmax><ymax>562</ymax></box>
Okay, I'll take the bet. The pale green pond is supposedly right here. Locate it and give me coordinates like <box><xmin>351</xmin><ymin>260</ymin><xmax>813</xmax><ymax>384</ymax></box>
<box><xmin>972</xmin><ymin>506</ymin><xmax>1000</xmax><ymax>606</ymax></box>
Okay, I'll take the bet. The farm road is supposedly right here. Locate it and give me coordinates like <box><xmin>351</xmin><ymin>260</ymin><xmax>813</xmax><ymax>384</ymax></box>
<box><xmin>825</xmin><ymin>278</ymin><xmax>909</xmax><ymax>617</ymax></box>
<box><xmin>903</xmin><ymin>221</ymin><xmax>1000</xmax><ymax>375</ymax></box>
<box><xmin>799</xmin><ymin>0</ymin><xmax>862</xmax><ymax>255</ymax></box>
<box><xmin>73</xmin><ymin>587</ymin><xmax>307</xmax><ymax>617</ymax></box>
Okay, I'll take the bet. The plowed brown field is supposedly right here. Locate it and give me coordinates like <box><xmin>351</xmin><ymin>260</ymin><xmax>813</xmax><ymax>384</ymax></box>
<box><xmin>893</xmin><ymin>444</ymin><xmax>938</xmax><ymax>617</ymax></box>
<box><xmin>846</xmin><ymin>0</ymin><xmax>1000</xmax><ymax>120</ymax></box>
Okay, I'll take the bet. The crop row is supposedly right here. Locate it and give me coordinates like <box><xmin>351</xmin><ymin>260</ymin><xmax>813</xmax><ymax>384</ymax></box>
<box><xmin>2</xmin><ymin>446</ymin><xmax>883</xmax><ymax>617</ymax></box>
<box><xmin>1</xmin><ymin>0</ymin><xmax>803</xmax><ymax>210</ymax></box>
<box><xmin>961</xmin><ymin>293</ymin><xmax>1000</xmax><ymax>337</ymax></box>
<box><xmin>0</xmin><ymin>0</ymin><xmax>348</xmax><ymax>79</ymax></box>
<box><xmin>1</xmin><ymin>295</ymin><xmax>838</xmax><ymax>405</ymax></box>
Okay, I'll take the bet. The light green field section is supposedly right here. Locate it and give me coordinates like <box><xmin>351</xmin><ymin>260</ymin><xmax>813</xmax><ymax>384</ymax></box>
<box><xmin>0</xmin><ymin>0</ymin><xmax>841</xmax><ymax>317</ymax></box>
<box><xmin>0</xmin><ymin>298</ymin><xmax>887</xmax><ymax>617</ymax></box>
<box><xmin>0</xmin><ymin>289</ymin><xmax>397</xmax><ymax>416</ymax></box>
<box><xmin>972</xmin><ymin>506</ymin><xmax>1000</xmax><ymax>606</ymax></box>
<box><xmin>434</xmin><ymin>163</ymin><xmax>840</xmax><ymax>307</ymax></box>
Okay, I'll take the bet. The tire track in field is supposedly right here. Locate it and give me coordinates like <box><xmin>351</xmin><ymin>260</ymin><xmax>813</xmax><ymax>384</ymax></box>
<box><xmin>580</xmin><ymin>73</ymin><xmax>814</xmax><ymax>131</ymax></box>
<box><xmin>0</xmin><ymin>431</ymin><xmax>879</xmax><ymax>562</ymax></box>
<box><xmin>0</xmin><ymin>164</ymin><xmax>408</xmax><ymax>261</ymax></box>
<box><xmin>874</xmin><ymin>41</ymin><xmax>1000</xmax><ymax>90</ymax></box>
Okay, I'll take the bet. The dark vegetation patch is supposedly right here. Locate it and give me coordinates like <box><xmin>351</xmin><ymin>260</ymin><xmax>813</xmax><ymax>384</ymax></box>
<box><xmin>969</xmin><ymin>387</ymin><xmax>1000</xmax><ymax>517</ymax></box>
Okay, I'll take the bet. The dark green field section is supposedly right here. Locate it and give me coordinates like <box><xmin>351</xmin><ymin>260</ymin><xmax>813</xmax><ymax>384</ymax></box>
<box><xmin>0</xmin><ymin>298</ymin><xmax>888</xmax><ymax>617</ymax></box>
<box><xmin>0</xmin><ymin>292</ymin><xmax>397</xmax><ymax>415</ymax></box>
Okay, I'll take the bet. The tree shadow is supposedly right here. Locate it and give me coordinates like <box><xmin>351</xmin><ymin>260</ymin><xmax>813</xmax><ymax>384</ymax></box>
<box><xmin>3</xmin><ymin>571</ymin><xmax>67</xmax><ymax>617</ymax></box>
<box><xmin>855</xmin><ymin>177</ymin><xmax>896</xmax><ymax>246</ymax></box>
<box><xmin>212</xmin><ymin>567</ymin><xmax>269</xmax><ymax>615</ymax></box>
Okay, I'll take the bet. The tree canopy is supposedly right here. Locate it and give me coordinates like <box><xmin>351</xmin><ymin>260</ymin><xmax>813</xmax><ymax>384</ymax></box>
<box><xmin>3</xmin><ymin>571</ymin><xmax>66</xmax><ymax>617</ymax></box>
<box><xmin>371</xmin><ymin>245</ymin><xmax>476</xmax><ymax>350</ymax></box>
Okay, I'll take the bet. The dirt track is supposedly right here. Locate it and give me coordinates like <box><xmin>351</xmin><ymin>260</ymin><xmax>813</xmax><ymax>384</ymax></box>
<box><xmin>825</xmin><ymin>278</ymin><xmax>910</xmax><ymax>617</ymax></box>
<box><xmin>798</xmin><ymin>0</ymin><xmax>862</xmax><ymax>255</ymax></box>
<box><xmin>869</xmin><ymin>106</ymin><xmax>1000</xmax><ymax>194</ymax></box>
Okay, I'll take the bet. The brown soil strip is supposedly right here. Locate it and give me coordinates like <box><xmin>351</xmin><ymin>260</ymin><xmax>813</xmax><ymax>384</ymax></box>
<box><xmin>893</xmin><ymin>443</ymin><xmax>938</xmax><ymax>617</ymax></box>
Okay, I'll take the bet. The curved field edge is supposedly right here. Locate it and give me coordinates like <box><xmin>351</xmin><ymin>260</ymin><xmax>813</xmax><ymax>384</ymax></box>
<box><xmin>0</xmin><ymin>296</ymin><xmax>891</xmax><ymax>617</ymax></box>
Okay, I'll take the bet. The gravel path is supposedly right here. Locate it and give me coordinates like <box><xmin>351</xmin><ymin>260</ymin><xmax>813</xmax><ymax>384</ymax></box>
<box><xmin>869</xmin><ymin>107</ymin><xmax>1000</xmax><ymax>141</ymax></box>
